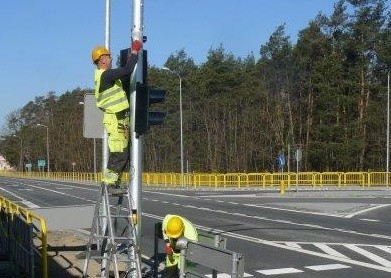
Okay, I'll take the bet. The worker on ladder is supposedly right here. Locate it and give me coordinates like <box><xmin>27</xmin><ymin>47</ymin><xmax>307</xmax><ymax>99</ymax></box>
<box><xmin>162</xmin><ymin>214</ymin><xmax>198</xmax><ymax>277</ymax></box>
<box><xmin>91</xmin><ymin>39</ymin><xmax>142</xmax><ymax>186</ymax></box>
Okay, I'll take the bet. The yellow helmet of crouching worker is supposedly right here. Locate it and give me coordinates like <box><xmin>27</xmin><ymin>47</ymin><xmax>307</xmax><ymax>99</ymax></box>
<box><xmin>91</xmin><ymin>46</ymin><xmax>110</xmax><ymax>63</ymax></box>
<box><xmin>166</xmin><ymin>216</ymin><xmax>184</xmax><ymax>238</ymax></box>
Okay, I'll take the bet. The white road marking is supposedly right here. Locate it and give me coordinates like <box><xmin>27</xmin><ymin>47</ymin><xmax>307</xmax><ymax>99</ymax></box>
<box><xmin>20</xmin><ymin>182</ymin><xmax>94</xmax><ymax>203</ymax></box>
<box><xmin>314</xmin><ymin>243</ymin><xmax>348</xmax><ymax>259</ymax></box>
<box><xmin>232</xmin><ymin>212</ymin><xmax>247</xmax><ymax>217</ymax></box>
<box><xmin>21</xmin><ymin>200</ymin><xmax>40</xmax><ymax>209</ymax></box>
<box><xmin>345</xmin><ymin>204</ymin><xmax>390</xmax><ymax>218</ymax></box>
<box><xmin>244</xmin><ymin>203</ymin><xmax>345</xmax><ymax>218</ymax></box>
<box><xmin>305</xmin><ymin>263</ymin><xmax>351</xmax><ymax>271</ymax></box>
<box><xmin>27</xmin><ymin>180</ymin><xmax>98</xmax><ymax>192</ymax></box>
<box><xmin>205</xmin><ymin>273</ymin><xmax>253</xmax><ymax>278</ymax></box>
<box><xmin>0</xmin><ymin>187</ymin><xmax>40</xmax><ymax>208</ymax></box>
<box><xmin>284</xmin><ymin>242</ymin><xmax>302</xmax><ymax>249</ymax></box>
<box><xmin>360</xmin><ymin>218</ymin><xmax>380</xmax><ymax>222</ymax></box>
<box><xmin>345</xmin><ymin>244</ymin><xmax>391</xmax><ymax>267</ymax></box>
<box><xmin>376</xmin><ymin>246</ymin><xmax>391</xmax><ymax>254</ymax></box>
<box><xmin>256</xmin><ymin>267</ymin><xmax>304</xmax><ymax>275</ymax></box>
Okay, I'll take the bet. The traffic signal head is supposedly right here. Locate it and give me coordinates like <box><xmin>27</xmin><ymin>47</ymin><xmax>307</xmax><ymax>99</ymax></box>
<box><xmin>120</xmin><ymin>48</ymin><xmax>167</xmax><ymax>135</ymax></box>
<box><xmin>135</xmin><ymin>82</ymin><xmax>166</xmax><ymax>136</ymax></box>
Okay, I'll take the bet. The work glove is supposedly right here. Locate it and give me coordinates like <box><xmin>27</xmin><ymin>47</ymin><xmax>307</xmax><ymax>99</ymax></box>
<box><xmin>165</xmin><ymin>243</ymin><xmax>173</xmax><ymax>256</ymax></box>
<box><xmin>131</xmin><ymin>40</ymin><xmax>142</xmax><ymax>53</ymax></box>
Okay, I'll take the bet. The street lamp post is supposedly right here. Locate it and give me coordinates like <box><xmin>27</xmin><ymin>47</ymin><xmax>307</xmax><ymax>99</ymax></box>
<box><xmin>37</xmin><ymin>124</ymin><xmax>50</xmax><ymax>173</ymax></box>
<box><xmin>387</xmin><ymin>71</ymin><xmax>390</xmax><ymax>186</ymax></box>
<box><xmin>12</xmin><ymin>135</ymin><xmax>23</xmax><ymax>171</ymax></box>
<box><xmin>162</xmin><ymin>67</ymin><xmax>184</xmax><ymax>186</ymax></box>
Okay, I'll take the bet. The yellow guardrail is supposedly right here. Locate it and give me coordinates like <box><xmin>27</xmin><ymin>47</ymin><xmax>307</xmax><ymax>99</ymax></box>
<box><xmin>0</xmin><ymin>195</ymin><xmax>47</xmax><ymax>278</ymax></box>
<box><xmin>0</xmin><ymin>170</ymin><xmax>391</xmax><ymax>189</ymax></box>
<box><xmin>142</xmin><ymin>172</ymin><xmax>391</xmax><ymax>188</ymax></box>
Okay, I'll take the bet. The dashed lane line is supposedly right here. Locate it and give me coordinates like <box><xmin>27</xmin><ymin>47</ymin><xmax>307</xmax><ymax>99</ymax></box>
<box><xmin>19</xmin><ymin>182</ymin><xmax>95</xmax><ymax>203</ymax></box>
<box><xmin>360</xmin><ymin>218</ymin><xmax>380</xmax><ymax>222</ymax></box>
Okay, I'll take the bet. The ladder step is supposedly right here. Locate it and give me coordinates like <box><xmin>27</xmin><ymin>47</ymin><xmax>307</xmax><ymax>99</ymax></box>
<box><xmin>97</xmin><ymin>214</ymin><xmax>131</xmax><ymax>219</ymax></box>
<box><xmin>111</xmin><ymin>215</ymin><xmax>132</xmax><ymax>219</ymax></box>
<box><xmin>94</xmin><ymin>235</ymin><xmax>135</xmax><ymax>241</ymax></box>
<box><xmin>89</xmin><ymin>256</ymin><xmax>137</xmax><ymax>263</ymax></box>
<box><xmin>108</xmin><ymin>188</ymin><xmax>128</xmax><ymax>196</ymax></box>
<box><xmin>89</xmin><ymin>249</ymin><xmax>135</xmax><ymax>260</ymax></box>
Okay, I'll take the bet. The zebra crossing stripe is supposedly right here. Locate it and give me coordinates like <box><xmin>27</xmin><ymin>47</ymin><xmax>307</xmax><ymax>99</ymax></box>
<box><xmin>205</xmin><ymin>273</ymin><xmax>253</xmax><ymax>277</ymax></box>
<box><xmin>305</xmin><ymin>264</ymin><xmax>351</xmax><ymax>271</ymax></box>
<box><xmin>376</xmin><ymin>246</ymin><xmax>391</xmax><ymax>255</ymax></box>
<box><xmin>256</xmin><ymin>268</ymin><xmax>304</xmax><ymax>275</ymax></box>
<box><xmin>284</xmin><ymin>242</ymin><xmax>301</xmax><ymax>249</ymax></box>
<box><xmin>314</xmin><ymin>243</ymin><xmax>349</xmax><ymax>259</ymax></box>
<box><xmin>345</xmin><ymin>244</ymin><xmax>391</xmax><ymax>267</ymax></box>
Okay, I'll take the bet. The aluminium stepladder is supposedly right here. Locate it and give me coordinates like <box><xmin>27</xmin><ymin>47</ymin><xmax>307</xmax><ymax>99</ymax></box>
<box><xmin>82</xmin><ymin>182</ymin><xmax>142</xmax><ymax>278</ymax></box>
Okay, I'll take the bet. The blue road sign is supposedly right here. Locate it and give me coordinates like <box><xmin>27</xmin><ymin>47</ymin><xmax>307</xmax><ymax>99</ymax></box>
<box><xmin>277</xmin><ymin>154</ymin><xmax>286</xmax><ymax>168</ymax></box>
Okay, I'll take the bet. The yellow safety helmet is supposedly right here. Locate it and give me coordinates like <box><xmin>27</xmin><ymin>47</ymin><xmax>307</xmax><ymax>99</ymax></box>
<box><xmin>166</xmin><ymin>216</ymin><xmax>184</xmax><ymax>238</ymax></box>
<box><xmin>91</xmin><ymin>46</ymin><xmax>110</xmax><ymax>63</ymax></box>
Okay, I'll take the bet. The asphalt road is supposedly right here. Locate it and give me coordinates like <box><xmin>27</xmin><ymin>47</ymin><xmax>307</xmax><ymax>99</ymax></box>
<box><xmin>1</xmin><ymin>177</ymin><xmax>391</xmax><ymax>277</ymax></box>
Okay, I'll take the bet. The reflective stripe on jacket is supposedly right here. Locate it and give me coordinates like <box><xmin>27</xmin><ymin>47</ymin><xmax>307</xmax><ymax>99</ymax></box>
<box><xmin>94</xmin><ymin>69</ymin><xmax>129</xmax><ymax>114</ymax></box>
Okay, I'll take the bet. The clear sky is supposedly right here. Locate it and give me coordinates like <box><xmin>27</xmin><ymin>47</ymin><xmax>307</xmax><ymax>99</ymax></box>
<box><xmin>0</xmin><ymin>0</ymin><xmax>337</xmax><ymax>133</ymax></box>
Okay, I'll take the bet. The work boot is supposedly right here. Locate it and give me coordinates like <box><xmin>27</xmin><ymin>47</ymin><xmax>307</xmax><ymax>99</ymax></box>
<box><xmin>102</xmin><ymin>170</ymin><xmax>119</xmax><ymax>186</ymax></box>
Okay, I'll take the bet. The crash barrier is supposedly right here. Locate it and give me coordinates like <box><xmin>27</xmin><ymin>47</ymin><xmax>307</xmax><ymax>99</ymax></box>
<box><xmin>1</xmin><ymin>170</ymin><xmax>391</xmax><ymax>188</ymax></box>
<box><xmin>0</xmin><ymin>195</ymin><xmax>47</xmax><ymax>278</ymax></box>
<box><xmin>154</xmin><ymin>222</ymin><xmax>236</xmax><ymax>278</ymax></box>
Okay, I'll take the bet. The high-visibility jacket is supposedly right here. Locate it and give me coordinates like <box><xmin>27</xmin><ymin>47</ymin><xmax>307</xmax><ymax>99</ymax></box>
<box><xmin>94</xmin><ymin>69</ymin><xmax>129</xmax><ymax>114</ymax></box>
<box><xmin>162</xmin><ymin>214</ymin><xmax>198</xmax><ymax>268</ymax></box>
<box><xmin>94</xmin><ymin>69</ymin><xmax>130</xmax><ymax>153</ymax></box>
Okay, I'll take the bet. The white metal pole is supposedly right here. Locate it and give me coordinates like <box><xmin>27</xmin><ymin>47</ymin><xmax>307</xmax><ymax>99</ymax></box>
<box><xmin>100</xmin><ymin>1</ymin><xmax>111</xmax><ymax>276</ymax></box>
<box><xmin>36</xmin><ymin>124</ymin><xmax>50</xmax><ymax>173</ymax></box>
<box><xmin>131</xmin><ymin>0</ymin><xmax>144</xmax><ymax>237</ymax></box>
<box><xmin>179</xmin><ymin>76</ymin><xmax>184</xmax><ymax>187</ymax></box>
<box><xmin>387</xmin><ymin>71</ymin><xmax>390</xmax><ymax>186</ymax></box>
<box><xmin>162</xmin><ymin>67</ymin><xmax>183</xmax><ymax>185</ymax></box>
<box><xmin>287</xmin><ymin>144</ymin><xmax>290</xmax><ymax>173</ymax></box>
<box><xmin>13</xmin><ymin>135</ymin><xmax>23</xmax><ymax>171</ymax></box>
<box><xmin>93</xmin><ymin>138</ymin><xmax>97</xmax><ymax>182</ymax></box>
<box><xmin>19</xmin><ymin>137</ymin><xmax>23</xmax><ymax>172</ymax></box>
<box><xmin>46</xmin><ymin>126</ymin><xmax>50</xmax><ymax>173</ymax></box>
<box><xmin>102</xmin><ymin>0</ymin><xmax>111</xmax><ymax>175</ymax></box>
